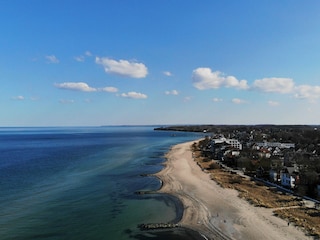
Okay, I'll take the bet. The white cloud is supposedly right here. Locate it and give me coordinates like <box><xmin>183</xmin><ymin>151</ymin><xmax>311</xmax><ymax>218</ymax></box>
<box><xmin>192</xmin><ymin>68</ymin><xmax>223</xmax><ymax>89</ymax></box>
<box><xmin>95</xmin><ymin>57</ymin><xmax>148</xmax><ymax>78</ymax></box>
<box><xmin>294</xmin><ymin>85</ymin><xmax>320</xmax><ymax>100</ymax></box>
<box><xmin>253</xmin><ymin>77</ymin><xmax>294</xmax><ymax>94</ymax></box>
<box><xmin>55</xmin><ymin>82</ymin><xmax>118</xmax><ymax>93</ymax></box>
<box><xmin>30</xmin><ymin>96</ymin><xmax>40</xmax><ymax>101</ymax></box>
<box><xmin>232</xmin><ymin>98</ymin><xmax>247</xmax><ymax>104</ymax></box>
<box><xmin>11</xmin><ymin>96</ymin><xmax>40</xmax><ymax>101</ymax></box>
<box><xmin>163</xmin><ymin>71</ymin><xmax>172</xmax><ymax>76</ymax></box>
<box><xmin>100</xmin><ymin>87</ymin><xmax>118</xmax><ymax>93</ymax></box>
<box><xmin>59</xmin><ymin>99</ymin><xmax>74</xmax><ymax>104</ymax></box>
<box><xmin>165</xmin><ymin>90</ymin><xmax>179</xmax><ymax>95</ymax></box>
<box><xmin>85</xmin><ymin>51</ymin><xmax>92</xmax><ymax>57</ymax></box>
<box><xmin>74</xmin><ymin>51</ymin><xmax>93</xmax><ymax>62</ymax></box>
<box><xmin>252</xmin><ymin>77</ymin><xmax>320</xmax><ymax>101</ymax></box>
<box><xmin>212</xmin><ymin>97</ymin><xmax>223</xmax><ymax>102</ymax></box>
<box><xmin>183</xmin><ymin>96</ymin><xmax>192</xmax><ymax>102</ymax></box>
<box><xmin>46</xmin><ymin>55</ymin><xmax>59</xmax><ymax>64</ymax></box>
<box><xmin>74</xmin><ymin>56</ymin><xmax>85</xmax><ymax>62</ymax></box>
<box><xmin>120</xmin><ymin>91</ymin><xmax>147</xmax><ymax>99</ymax></box>
<box><xmin>268</xmin><ymin>100</ymin><xmax>280</xmax><ymax>106</ymax></box>
<box><xmin>225</xmin><ymin>76</ymin><xmax>249</xmax><ymax>89</ymax></box>
<box><xmin>192</xmin><ymin>68</ymin><xmax>320</xmax><ymax>102</ymax></box>
<box><xmin>55</xmin><ymin>82</ymin><xmax>97</xmax><ymax>92</ymax></box>
<box><xmin>192</xmin><ymin>68</ymin><xmax>248</xmax><ymax>90</ymax></box>
<box><xmin>12</xmin><ymin>95</ymin><xmax>25</xmax><ymax>100</ymax></box>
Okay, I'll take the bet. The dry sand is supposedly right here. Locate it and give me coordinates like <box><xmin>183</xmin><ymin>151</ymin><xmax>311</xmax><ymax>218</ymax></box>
<box><xmin>156</xmin><ymin>140</ymin><xmax>313</xmax><ymax>240</ymax></box>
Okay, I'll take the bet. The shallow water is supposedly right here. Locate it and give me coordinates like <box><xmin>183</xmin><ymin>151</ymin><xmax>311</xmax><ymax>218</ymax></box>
<box><xmin>0</xmin><ymin>126</ymin><xmax>204</xmax><ymax>239</ymax></box>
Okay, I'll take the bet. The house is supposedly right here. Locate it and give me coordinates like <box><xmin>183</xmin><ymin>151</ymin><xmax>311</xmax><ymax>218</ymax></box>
<box><xmin>281</xmin><ymin>167</ymin><xmax>299</xmax><ymax>189</ymax></box>
<box><xmin>224</xmin><ymin>149</ymin><xmax>240</xmax><ymax>157</ymax></box>
<box><xmin>257</xmin><ymin>148</ymin><xmax>271</xmax><ymax>159</ymax></box>
<box><xmin>272</xmin><ymin>147</ymin><xmax>282</xmax><ymax>156</ymax></box>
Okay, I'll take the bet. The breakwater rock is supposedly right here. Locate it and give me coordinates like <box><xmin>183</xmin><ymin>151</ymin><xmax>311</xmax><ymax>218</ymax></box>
<box><xmin>134</xmin><ymin>190</ymin><xmax>157</xmax><ymax>195</ymax></box>
<box><xmin>138</xmin><ymin>223</ymin><xmax>179</xmax><ymax>230</ymax></box>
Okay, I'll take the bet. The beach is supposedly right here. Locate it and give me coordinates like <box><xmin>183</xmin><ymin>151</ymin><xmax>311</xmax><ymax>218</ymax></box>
<box><xmin>156</xmin><ymin>140</ymin><xmax>313</xmax><ymax>240</ymax></box>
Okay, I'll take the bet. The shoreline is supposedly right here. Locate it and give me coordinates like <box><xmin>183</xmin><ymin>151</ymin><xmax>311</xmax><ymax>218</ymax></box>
<box><xmin>155</xmin><ymin>140</ymin><xmax>312</xmax><ymax>240</ymax></box>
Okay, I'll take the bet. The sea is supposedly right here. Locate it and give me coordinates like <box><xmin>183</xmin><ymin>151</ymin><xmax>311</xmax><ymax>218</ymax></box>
<box><xmin>0</xmin><ymin>126</ymin><xmax>204</xmax><ymax>240</ymax></box>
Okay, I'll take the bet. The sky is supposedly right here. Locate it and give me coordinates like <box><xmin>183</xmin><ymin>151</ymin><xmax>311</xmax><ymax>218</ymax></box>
<box><xmin>1</xmin><ymin>0</ymin><xmax>320</xmax><ymax>126</ymax></box>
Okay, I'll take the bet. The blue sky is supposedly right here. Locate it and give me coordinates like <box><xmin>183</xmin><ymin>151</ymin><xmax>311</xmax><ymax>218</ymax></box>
<box><xmin>1</xmin><ymin>0</ymin><xmax>320</xmax><ymax>126</ymax></box>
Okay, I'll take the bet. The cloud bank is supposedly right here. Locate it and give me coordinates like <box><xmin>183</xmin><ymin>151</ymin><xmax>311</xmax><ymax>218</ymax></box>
<box><xmin>253</xmin><ymin>78</ymin><xmax>320</xmax><ymax>100</ymax></box>
<box><xmin>96</xmin><ymin>57</ymin><xmax>148</xmax><ymax>78</ymax></box>
<box><xmin>192</xmin><ymin>67</ymin><xmax>320</xmax><ymax>101</ymax></box>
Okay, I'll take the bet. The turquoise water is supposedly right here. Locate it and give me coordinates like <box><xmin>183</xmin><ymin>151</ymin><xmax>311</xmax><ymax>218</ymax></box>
<box><xmin>0</xmin><ymin>126</ymin><xmax>203</xmax><ymax>239</ymax></box>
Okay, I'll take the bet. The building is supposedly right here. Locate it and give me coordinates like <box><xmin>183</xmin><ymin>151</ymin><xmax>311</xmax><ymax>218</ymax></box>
<box><xmin>257</xmin><ymin>148</ymin><xmax>271</xmax><ymax>159</ymax></box>
<box><xmin>211</xmin><ymin>137</ymin><xmax>242</xmax><ymax>150</ymax></box>
<box><xmin>280</xmin><ymin>167</ymin><xmax>299</xmax><ymax>189</ymax></box>
<box><xmin>255</xmin><ymin>142</ymin><xmax>295</xmax><ymax>149</ymax></box>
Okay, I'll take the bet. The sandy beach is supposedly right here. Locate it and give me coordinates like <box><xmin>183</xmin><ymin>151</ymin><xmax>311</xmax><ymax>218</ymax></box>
<box><xmin>156</xmin><ymin>140</ymin><xmax>313</xmax><ymax>240</ymax></box>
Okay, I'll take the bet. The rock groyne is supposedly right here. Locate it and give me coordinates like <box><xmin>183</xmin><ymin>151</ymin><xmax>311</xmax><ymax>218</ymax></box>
<box><xmin>138</xmin><ymin>223</ymin><xmax>179</xmax><ymax>231</ymax></box>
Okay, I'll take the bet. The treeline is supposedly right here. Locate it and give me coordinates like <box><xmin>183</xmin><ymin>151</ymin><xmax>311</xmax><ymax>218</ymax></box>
<box><xmin>154</xmin><ymin>124</ymin><xmax>318</xmax><ymax>134</ymax></box>
<box><xmin>155</xmin><ymin>125</ymin><xmax>320</xmax><ymax>147</ymax></box>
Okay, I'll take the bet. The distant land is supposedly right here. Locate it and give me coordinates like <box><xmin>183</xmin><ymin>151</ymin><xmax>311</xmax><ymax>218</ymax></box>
<box><xmin>154</xmin><ymin>124</ymin><xmax>320</xmax><ymax>133</ymax></box>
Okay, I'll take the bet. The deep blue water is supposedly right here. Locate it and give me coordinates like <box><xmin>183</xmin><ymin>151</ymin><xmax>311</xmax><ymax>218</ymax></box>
<box><xmin>0</xmin><ymin>126</ymin><xmax>204</xmax><ymax>240</ymax></box>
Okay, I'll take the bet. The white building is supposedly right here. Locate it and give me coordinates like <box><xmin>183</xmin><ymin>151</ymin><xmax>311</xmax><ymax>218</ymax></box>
<box><xmin>212</xmin><ymin>137</ymin><xmax>242</xmax><ymax>150</ymax></box>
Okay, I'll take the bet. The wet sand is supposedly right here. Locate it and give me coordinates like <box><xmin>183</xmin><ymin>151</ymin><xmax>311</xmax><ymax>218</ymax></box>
<box><xmin>156</xmin><ymin>140</ymin><xmax>312</xmax><ymax>240</ymax></box>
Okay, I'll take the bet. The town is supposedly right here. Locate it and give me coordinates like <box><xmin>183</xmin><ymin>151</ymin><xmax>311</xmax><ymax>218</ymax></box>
<box><xmin>155</xmin><ymin>125</ymin><xmax>320</xmax><ymax>201</ymax></box>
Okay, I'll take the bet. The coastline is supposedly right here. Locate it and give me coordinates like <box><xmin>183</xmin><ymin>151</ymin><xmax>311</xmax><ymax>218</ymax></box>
<box><xmin>156</xmin><ymin>139</ymin><xmax>312</xmax><ymax>240</ymax></box>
